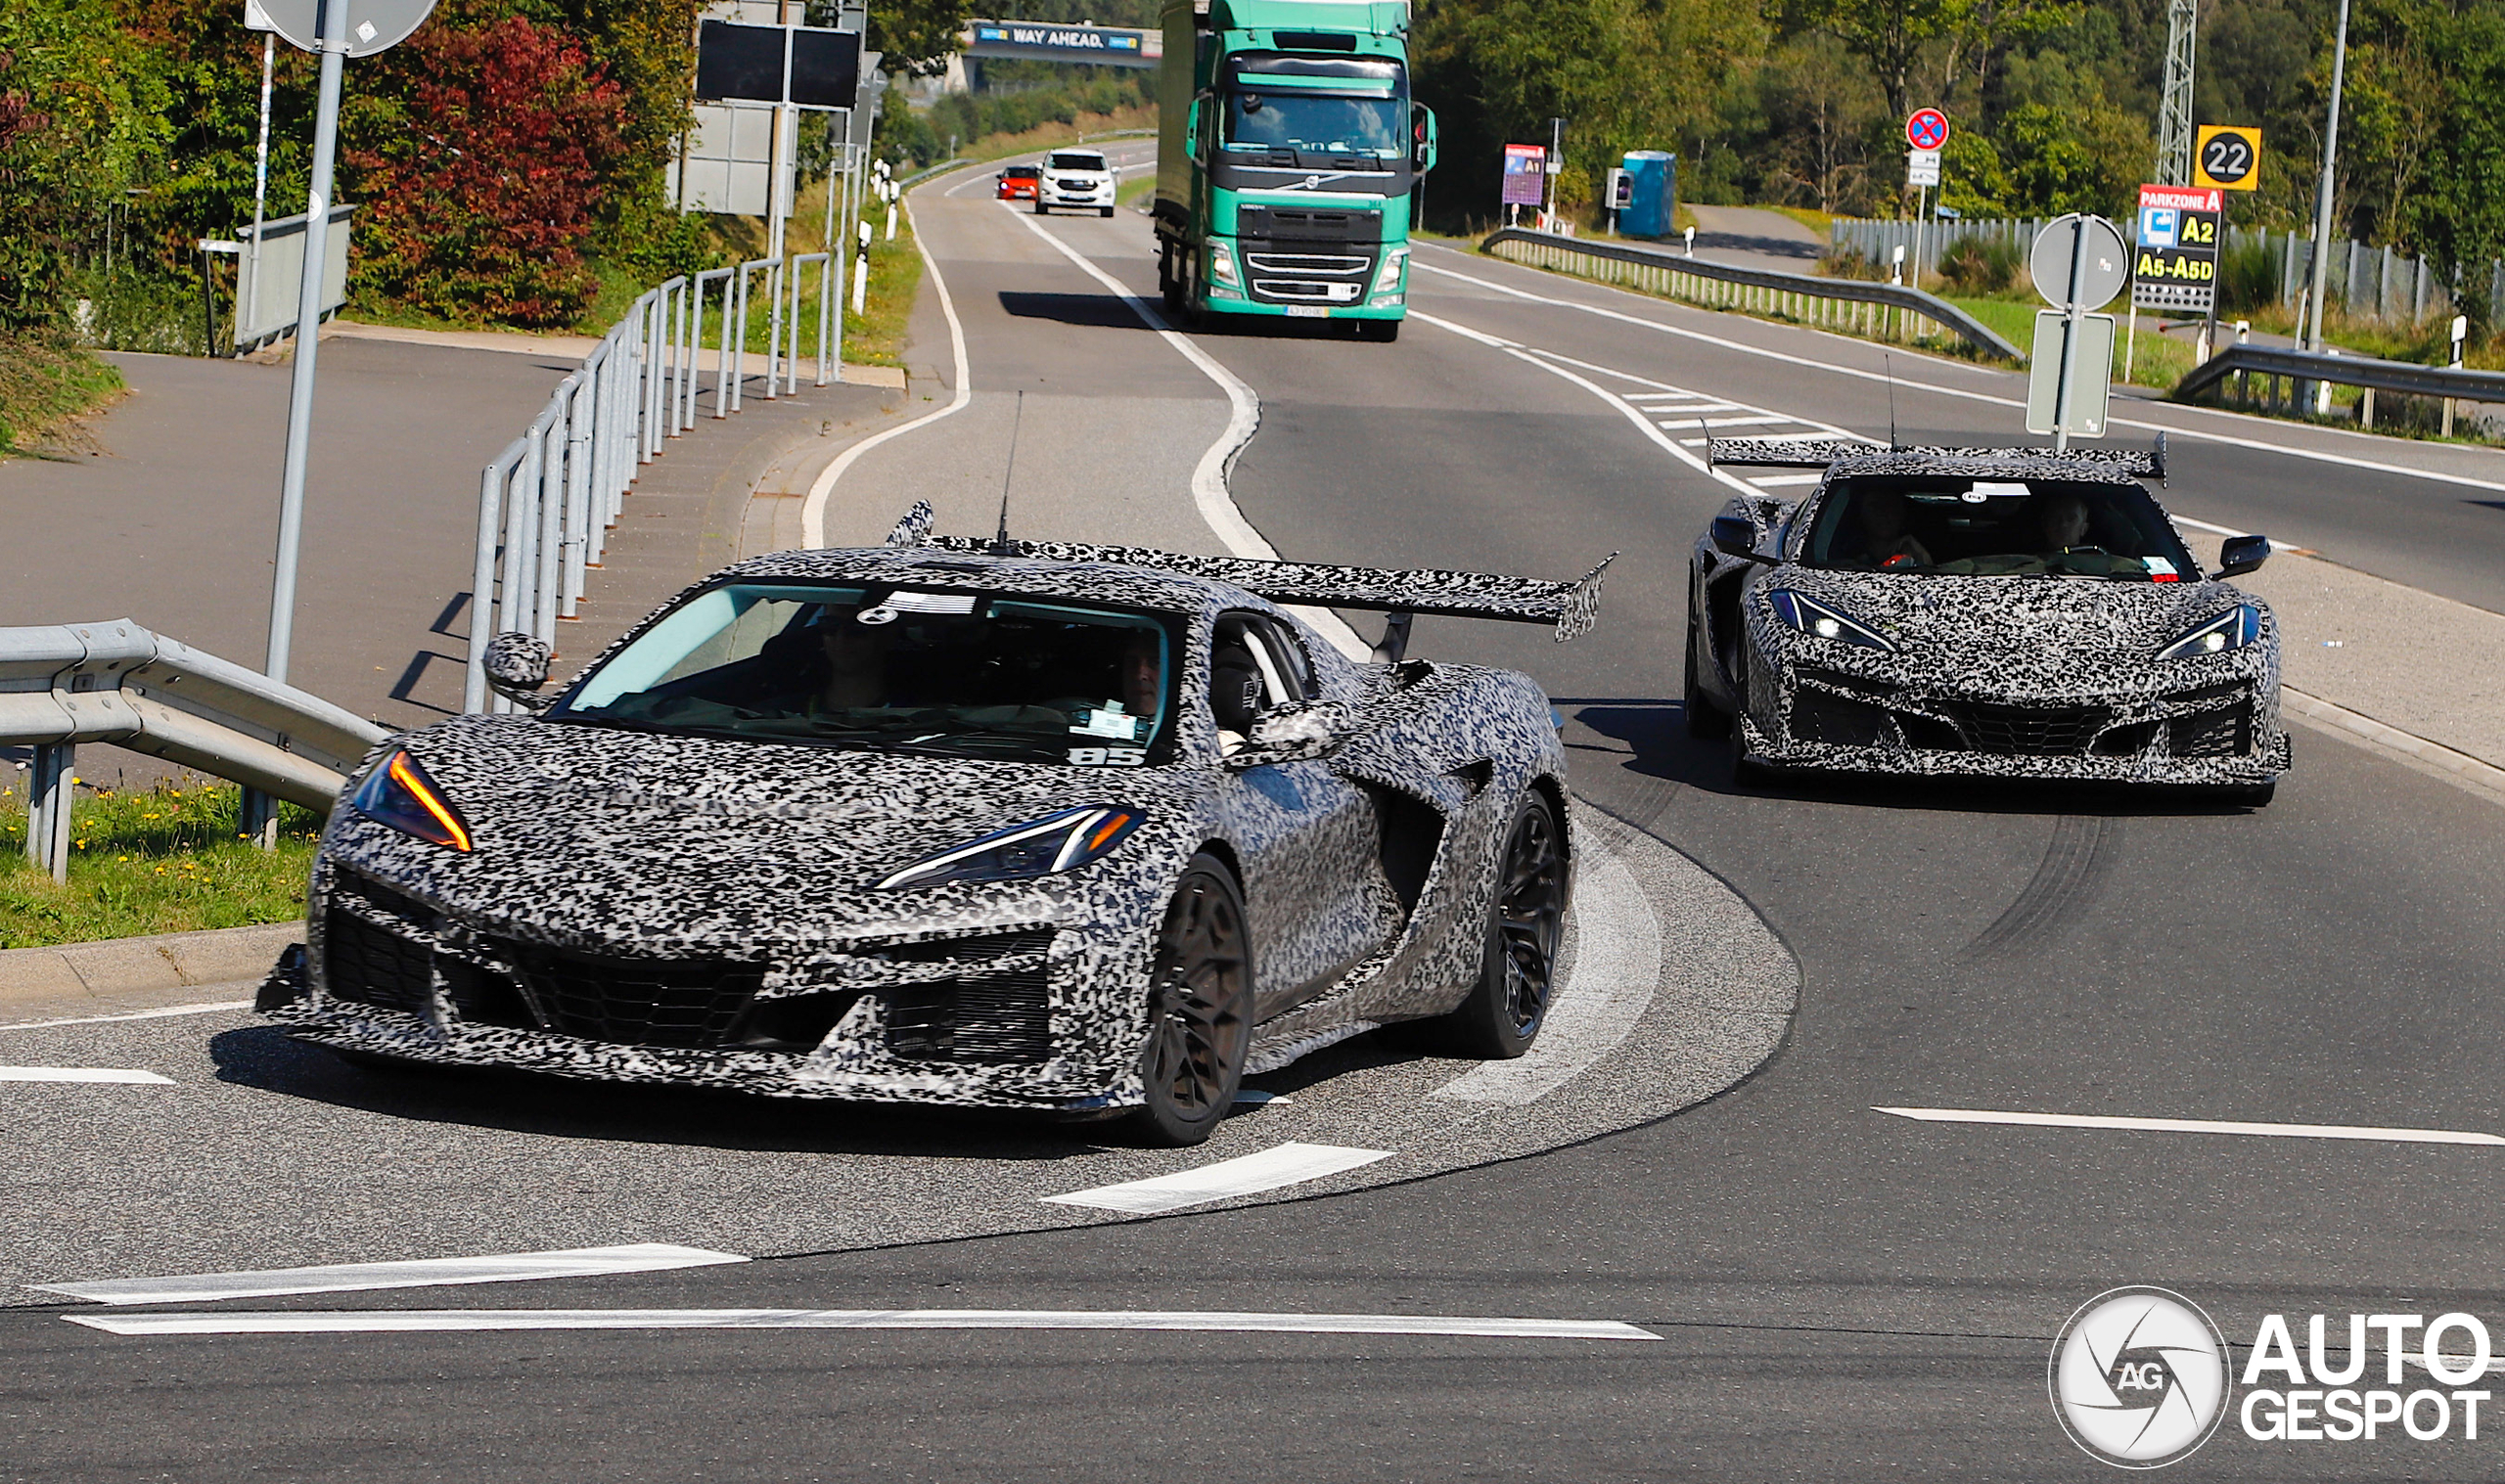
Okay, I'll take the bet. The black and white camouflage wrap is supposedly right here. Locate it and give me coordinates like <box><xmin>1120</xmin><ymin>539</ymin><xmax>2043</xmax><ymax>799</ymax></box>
<box><xmin>1689</xmin><ymin>446</ymin><xmax>2288</xmax><ymax>788</ymax></box>
<box><xmin>259</xmin><ymin>540</ymin><xmax>1585</xmax><ymax>1109</ymax></box>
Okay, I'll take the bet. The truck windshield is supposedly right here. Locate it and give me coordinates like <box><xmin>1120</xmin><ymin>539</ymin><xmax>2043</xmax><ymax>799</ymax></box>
<box><xmin>1225</xmin><ymin>91</ymin><xmax>1404</xmax><ymax>155</ymax></box>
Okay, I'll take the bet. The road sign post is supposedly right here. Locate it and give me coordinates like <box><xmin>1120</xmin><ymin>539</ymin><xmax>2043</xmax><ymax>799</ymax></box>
<box><xmin>1904</xmin><ymin>112</ymin><xmax>1946</xmax><ymax>287</ymax></box>
<box><xmin>2027</xmin><ymin>213</ymin><xmax>2127</xmax><ymax>449</ymax></box>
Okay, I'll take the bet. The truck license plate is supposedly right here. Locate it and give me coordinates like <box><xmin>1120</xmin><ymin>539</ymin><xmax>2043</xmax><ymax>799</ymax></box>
<box><xmin>1285</xmin><ymin>305</ymin><xmax>1329</xmax><ymax>319</ymax></box>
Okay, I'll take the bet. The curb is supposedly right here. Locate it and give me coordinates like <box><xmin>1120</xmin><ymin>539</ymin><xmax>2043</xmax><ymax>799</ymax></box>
<box><xmin>2282</xmin><ymin>688</ymin><xmax>2505</xmax><ymax>807</ymax></box>
<box><xmin>0</xmin><ymin>921</ymin><xmax>300</xmax><ymax>1011</ymax></box>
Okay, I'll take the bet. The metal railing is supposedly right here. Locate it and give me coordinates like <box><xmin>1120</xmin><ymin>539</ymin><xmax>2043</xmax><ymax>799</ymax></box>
<box><xmin>2</xmin><ymin>620</ymin><xmax>391</xmax><ymax>879</ymax></box>
<box><xmin>466</xmin><ymin>256</ymin><xmax>842</xmax><ymax>713</ymax></box>
<box><xmin>2175</xmin><ymin>342</ymin><xmax>2505</xmax><ymax>420</ymax></box>
<box><xmin>1480</xmin><ymin>228</ymin><xmax>2024</xmax><ymax>361</ymax></box>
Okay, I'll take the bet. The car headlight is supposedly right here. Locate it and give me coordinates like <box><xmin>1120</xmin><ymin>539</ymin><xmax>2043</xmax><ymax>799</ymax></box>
<box><xmin>1767</xmin><ymin>589</ymin><xmax>1897</xmax><ymax>652</ymax></box>
<box><xmin>2156</xmin><ymin>604</ymin><xmax>2262</xmax><ymax>660</ymax></box>
<box><xmin>348</xmin><ymin>749</ymin><xmax>474</xmax><ymax>853</ymax></box>
<box><xmin>876</xmin><ymin>806</ymin><xmax>1142</xmax><ymax>891</ymax></box>
<box><xmin>1208</xmin><ymin>243</ymin><xmax>1240</xmax><ymax>286</ymax></box>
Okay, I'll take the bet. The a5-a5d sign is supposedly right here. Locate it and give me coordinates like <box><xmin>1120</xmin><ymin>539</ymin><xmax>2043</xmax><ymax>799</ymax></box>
<box><xmin>2131</xmin><ymin>183</ymin><xmax>2223</xmax><ymax>313</ymax></box>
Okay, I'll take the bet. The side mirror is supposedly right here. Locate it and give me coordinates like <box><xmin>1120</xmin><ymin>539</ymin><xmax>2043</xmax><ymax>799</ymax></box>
<box><xmin>2216</xmin><ymin>534</ymin><xmax>2270</xmax><ymax>578</ymax></box>
<box><xmin>1186</xmin><ymin>97</ymin><xmax>1206</xmax><ymax>164</ymax></box>
<box><xmin>1221</xmin><ymin>701</ymin><xmax>1350</xmax><ymax>771</ymax></box>
<box><xmin>482</xmin><ymin>631</ymin><xmax>554</xmax><ymax>710</ymax></box>
<box><xmin>1411</xmin><ymin>103</ymin><xmax>1438</xmax><ymax>173</ymax></box>
<box><xmin>1709</xmin><ymin>514</ymin><xmax>1774</xmax><ymax>563</ymax></box>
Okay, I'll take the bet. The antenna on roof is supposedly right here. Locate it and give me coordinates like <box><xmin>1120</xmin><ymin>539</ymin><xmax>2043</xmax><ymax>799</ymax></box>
<box><xmin>1884</xmin><ymin>353</ymin><xmax>1900</xmax><ymax>450</ymax></box>
<box><xmin>992</xmin><ymin>389</ymin><xmax>1024</xmax><ymax>556</ymax></box>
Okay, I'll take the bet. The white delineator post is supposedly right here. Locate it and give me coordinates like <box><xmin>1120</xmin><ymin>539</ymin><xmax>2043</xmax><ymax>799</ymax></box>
<box><xmin>853</xmin><ymin>217</ymin><xmax>871</xmax><ymax>313</ymax></box>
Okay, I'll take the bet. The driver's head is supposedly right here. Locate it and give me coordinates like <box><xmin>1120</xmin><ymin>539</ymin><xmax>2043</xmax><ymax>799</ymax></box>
<box><xmin>1118</xmin><ymin>630</ymin><xmax>1161</xmax><ymax>716</ymax></box>
<box><xmin>1857</xmin><ymin>488</ymin><xmax>1911</xmax><ymax>543</ymax></box>
<box><xmin>2038</xmin><ymin>492</ymin><xmax>2091</xmax><ymax>549</ymax></box>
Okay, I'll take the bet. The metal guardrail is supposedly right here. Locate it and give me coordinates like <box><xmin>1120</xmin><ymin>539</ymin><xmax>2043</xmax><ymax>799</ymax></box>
<box><xmin>1479</xmin><ymin>228</ymin><xmax>2026</xmax><ymax>362</ymax></box>
<box><xmin>465</xmin><ymin>253</ymin><xmax>843</xmax><ymax>714</ymax></box>
<box><xmin>2175</xmin><ymin>342</ymin><xmax>2505</xmax><ymax>408</ymax></box>
<box><xmin>1</xmin><ymin>620</ymin><xmax>391</xmax><ymax>879</ymax></box>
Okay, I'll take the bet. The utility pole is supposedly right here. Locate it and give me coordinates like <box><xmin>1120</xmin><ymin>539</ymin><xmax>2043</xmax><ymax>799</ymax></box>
<box><xmin>2304</xmin><ymin>0</ymin><xmax>2351</xmax><ymax>352</ymax></box>
<box><xmin>2156</xmin><ymin>0</ymin><xmax>2199</xmax><ymax>187</ymax></box>
<box><xmin>1545</xmin><ymin>116</ymin><xmax>1563</xmax><ymax>228</ymax></box>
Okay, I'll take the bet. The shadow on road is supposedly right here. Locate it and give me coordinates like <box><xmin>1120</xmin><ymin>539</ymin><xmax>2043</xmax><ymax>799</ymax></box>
<box><xmin>997</xmin><ymin>291</ymin><xmax>1158</xmax><ymax>331</ymax></box>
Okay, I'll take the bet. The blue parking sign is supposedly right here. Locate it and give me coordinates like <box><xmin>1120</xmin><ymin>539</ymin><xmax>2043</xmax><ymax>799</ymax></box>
<box><xmin>2138</xmin><ymin>207</ymin><xmax>2179</xmax><ymax>248</ymax></box>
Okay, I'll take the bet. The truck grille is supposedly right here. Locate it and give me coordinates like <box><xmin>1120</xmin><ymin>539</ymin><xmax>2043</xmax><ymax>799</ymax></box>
<box><xmin>1246</xmin><ymin>251</ymin><xmax>1367</xmax><ymax>275</ymax></box>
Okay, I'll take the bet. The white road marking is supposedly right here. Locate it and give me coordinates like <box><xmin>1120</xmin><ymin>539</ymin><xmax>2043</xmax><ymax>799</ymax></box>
<box><xmin>1432</xmin><ymin>834</ymin><xmax>1662</xmax><ymax>1105</ymax></box>
<box><xmin>0</xmin><ymin>1000</ymin><xmax>253</xmax><ymax>1031</ymax></box>
<box><xmin>1749</xmin><ymin>474</ymin><xmax>1824</xmax><ymax>487</ymax></box>
<box><xmin>1876</xmin><ymin>1106</ymin><xmax>2505</xmax><ymax>1147</ymax></box>
<box><xmin>1040</xmin><ymin>1141</ymin><xmax>1391</xmax><ymax>1214</ymax></box>
<box><xmin>68</xmin><ymin>1307</ymin><xmax>1661</xmax><ymax>1341</ymax></box>
<box><xmin>1002</xmin><ymin>204</ymin><xmax>1373</xmax><ymax>660</ymax></box>
<box><xmin>799</xmin><ymin>196</ymin><xmax>974</xmax><ymax>549</ymax></box>
<box><xmin>0</xmin><ymin>1066</ymin><xmax>173</xmax><ymax>1084</ymax></box>
<box><xmin>31</xmin><ymin>1243</ymin><xmax>752</xmax><ymax>1306</ymax></box>
<box><xmin>1416</xmin><ymin>254</ymin><xmax>2505</xmax><ymax>501</ymax></box>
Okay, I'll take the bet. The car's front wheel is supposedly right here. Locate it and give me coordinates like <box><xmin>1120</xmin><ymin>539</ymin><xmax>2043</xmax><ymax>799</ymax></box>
<box><xmin>1435</xmin><ymin>790</ymin><xmax>1566</xmax><ymax>1059</ymax></box>
<box><xmin>1133</xmin><ymin>854</ymin><xmax>1254</xmax><ymax>1146</ymax></box>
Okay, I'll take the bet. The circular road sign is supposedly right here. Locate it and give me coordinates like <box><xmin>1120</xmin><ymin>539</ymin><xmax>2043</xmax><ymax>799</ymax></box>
<box><xmin>1906</xmin><ymin>109</ymin><xmax>1949</xmax><ymax>152</ymax></box>
<box><xmin>257</xmin><ymin>0</ymin><xmax>437</xmax><ymax>58</ymax></box>
<box><xmin>2030</xmin><ymin>213</ymin><xmax>2130</xmax><ymax>310</ymax></box>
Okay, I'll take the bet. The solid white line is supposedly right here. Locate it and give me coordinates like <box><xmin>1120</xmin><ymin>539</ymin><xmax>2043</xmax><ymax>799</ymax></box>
<box><xmin>1875</xmin><ymin>1106</ymin><xmax>2505</xmax><ymax>1147</ymax></box>
<box><xmin>0</xmin><ymin>1000</ymin><xmax>253</xmax><ymax>1031</ymax></box>
<box><xmin>68</xmin><ymin>1307</ymin><xmax>1661</xmax><ymax>1341</ymax></box>
<box><xmin>0</xmin><ymin>1066</ymin><xmax>173</xmax><ymax>1085</ymax></box>
<box><xmin>799</xmin><ymin>197</ymin><xmax>974</xmax><ymax>549</ymax></box>
<box><xmin>31</xmin><ymin>1243</ymin><xmax>752</xmax><ymax>1306</ymax></box>
<box><xmin>1001</xmin><ymin>204</ymin><xmax>1373</xmax><ymax>659</ymax></box>
<box><xmin>1416</xmin><ymin>255</ymin><xmax>2505</xmax><ymax>499</ymax></box>
<box><xmin>1040</xmin><ymin>1141</ymin><xmax>1392</xmax><ymax>1214</ymax></box>
<box><xmin>1431</xmin><ymin>833</ymin><xmax>1662</xmax><ymax>1105</ymax></box>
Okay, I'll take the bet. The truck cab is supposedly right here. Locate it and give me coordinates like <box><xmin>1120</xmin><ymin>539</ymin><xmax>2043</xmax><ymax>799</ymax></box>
<box><xmin>1155</xmin><ymin>0</ymin><xmax>1435</xmax><ymax>340</ymax></box>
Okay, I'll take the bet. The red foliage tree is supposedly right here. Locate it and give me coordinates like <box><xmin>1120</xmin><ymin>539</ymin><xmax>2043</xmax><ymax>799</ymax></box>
<box><xmin>344</xmin><ymin>18</ymin><xmax>628</xmax><ymax>327</ymax></box>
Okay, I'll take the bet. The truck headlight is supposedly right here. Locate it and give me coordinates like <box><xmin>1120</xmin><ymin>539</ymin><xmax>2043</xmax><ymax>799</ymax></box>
<box><xmin>1209</xmin><ymin>244</ymin><xmax>1239</xmax><ymax>286</ymax></box>
<box><xmin>1373</xmin><ymin>247</ymin><xmax>1409</xmax><ymax>295</ymax></box>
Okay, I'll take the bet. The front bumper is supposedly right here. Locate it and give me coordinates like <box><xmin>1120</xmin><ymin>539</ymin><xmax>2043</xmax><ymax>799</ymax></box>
<box><xmin>260</xmin><ymin>863</ymin><xmax>1152</xmax><ymax>1109</ymax></box>
<box><xmin>1741</xmin><ymin>663</ymin><xmax>2291</xmax><ymax>787</ymax></box>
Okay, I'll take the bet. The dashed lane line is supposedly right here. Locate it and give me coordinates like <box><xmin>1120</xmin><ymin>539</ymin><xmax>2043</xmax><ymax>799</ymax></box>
<box><xmin>1040</xmin><ymin>1142</ymin><xmax>1392</xmax><ymax>1215</ymax></box>
<box><xmin>1876</xmin><ymin>1106</ymin><xmax>2505</xmax><ymax>1147</ymax></box>
<box><xmin>31</xmin><ymin>1243</ymin><xmax>752</xmax><ymax>1306</ymax></box>
<box><xmin>68</xmin><ymin>1307</ymin><xmax>1662</xmax><ymax>1340</ymax></box>
<box><xmin>0</xmin><ymin>1066</ymin><xmax>173</xmax><ymax>1085</ymax></box>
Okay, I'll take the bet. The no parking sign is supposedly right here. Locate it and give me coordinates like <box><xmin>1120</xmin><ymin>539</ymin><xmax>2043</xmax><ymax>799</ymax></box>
<box><xmin>1905</xmin><ymin>109</ymin><xmax>1948</xmax><ymax>153</ymax></box>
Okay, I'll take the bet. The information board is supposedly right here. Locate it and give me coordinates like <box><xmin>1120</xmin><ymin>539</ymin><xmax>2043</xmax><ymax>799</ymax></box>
<box><xmin>2130</xmin><ymin>183</ymin><xmax>2222</xmax><ymax>314</ymax></box>
<box><xmin>1501</xmin><ymin>144</ymin><xmax>1547</xmax><ymax>207</ymax></box>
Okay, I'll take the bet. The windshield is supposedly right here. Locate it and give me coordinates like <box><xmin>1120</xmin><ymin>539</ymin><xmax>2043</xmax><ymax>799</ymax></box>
<box><xmin>1004</xmin><ymin>165</ymin><xmax>1038</xmax><ymax>178</ymax></box>
<box><xmin>1800</xmin><ymin>475</ymin><xmax>2202</xmax><ymax>580</ymax></box>
<box><xmin>551</xmin><ymin>583</ymin><xmax>1178</xmax><ymax>767</ymax></box>
<box><xmin>1047</xmin><ymin>153</ymin><xmax>1105</xmax><ymax>171</ymax></box>
<box><xmin>1225</xmin><ymin>91</ymin><xmax>1404</xmax><ymax>155</ymax></box>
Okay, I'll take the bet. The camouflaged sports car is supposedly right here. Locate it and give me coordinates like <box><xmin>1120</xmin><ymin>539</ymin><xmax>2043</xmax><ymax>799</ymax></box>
<box><xmin>1686</xmin><ymin>438</ymin><xmax>2287</xmax><ymax>803</ymax></box>
<box><xmin>258</xmin><ymin>506</ymin><xmax>1612</xmax><ymax>1144</ymax></box>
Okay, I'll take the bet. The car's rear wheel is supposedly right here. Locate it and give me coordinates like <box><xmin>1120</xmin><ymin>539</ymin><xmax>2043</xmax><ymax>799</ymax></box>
<box><xmin>1133</xmin><ymin>854</ymin><xmax>1253</xmax><ymax>1146</ymax></box>
<box><xmin>1684</xmin><ymin>599</ymin><xmax>1728</xmax><ymax>739</ymax></box>
<box><xmin>1435</xmin><ymin>790</ymin><xmax>1566</xmax><ymax>1059</ymax></box>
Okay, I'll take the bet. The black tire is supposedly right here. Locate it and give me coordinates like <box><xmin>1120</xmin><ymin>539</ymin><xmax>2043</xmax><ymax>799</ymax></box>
<box><xmin>2227</xmin><ymin>781</ymin><xmax>2276</xmax><ymax>807</ymax></box>
<box><xmin>1034</xmin><ymin>201</ymin><xmax>1049</xmax><ymax>215</ymax></box>
<box><xmin>1434</xmin><ymin>791</ymin><xmax>1567</xmax><ymax>1059</ymax></box>
<box><xmin>1132</xmin><ymin>854</ymin><xmax>1255</xmax><ymax>1147</ymax></box>
<box><xmin>1357</xmin><ymin>318</ymin><xmax>1400</xmax><ymax>342</ymax></box>
<box><xmin>1684</xmin><ymin>601</ymin><xmax>1728</xmax><ymax>739</ymax></box>
<box><xmin>1100</xmin><ymin>205</ymin><xmax>1116</xmax><ymax>217</ymax></box>
<box><xmin>1159</xmin><ymin>244</ymin><xmax>1183</xmax><ymax>314</ymax></box>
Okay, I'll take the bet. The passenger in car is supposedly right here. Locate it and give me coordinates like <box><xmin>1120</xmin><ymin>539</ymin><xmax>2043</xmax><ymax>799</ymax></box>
<box><xmin>1855</xmin><ymin>487</ymin><xmax>1934</xmax><ymax>570</ymax></box>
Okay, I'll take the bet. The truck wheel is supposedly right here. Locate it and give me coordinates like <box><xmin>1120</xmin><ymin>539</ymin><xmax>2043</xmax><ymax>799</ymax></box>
<box><xmin>1358</xmin><ymin>319</ymin><xmax>1400</xmax><ymax>343</ymax></box>
<box><xmin>1159</xmin><ymin>245</ymin><xmax>1182</xmax><ymax>314</ymax></box>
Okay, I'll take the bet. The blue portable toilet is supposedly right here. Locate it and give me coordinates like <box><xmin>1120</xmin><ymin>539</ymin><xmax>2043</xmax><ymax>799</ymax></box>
<box><xmin>1619</xmin><ymin>151</ymin><xmax>1676</xmax><ymax>239</ymax></box>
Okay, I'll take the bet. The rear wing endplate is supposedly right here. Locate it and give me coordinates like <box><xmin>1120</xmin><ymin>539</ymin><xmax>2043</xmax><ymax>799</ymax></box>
<box><xmin>1708</xmin><ymin>432</ymin><xmax>2169</xmax><ymax>481</ymax></box>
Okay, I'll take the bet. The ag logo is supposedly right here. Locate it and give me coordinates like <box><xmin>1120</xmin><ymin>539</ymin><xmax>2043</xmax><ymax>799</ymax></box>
<box><xmin>2051</xmin><ymin>1287</ymin><xmax>2232</xmax><ymax>1468</ymax></box>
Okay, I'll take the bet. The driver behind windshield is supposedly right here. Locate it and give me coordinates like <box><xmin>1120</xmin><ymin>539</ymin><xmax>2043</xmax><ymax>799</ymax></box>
<box><xmin>1806</xmin><ymin>477</ymin><xmax>2193</xmax><ymax>580</ymax></box>
<box><xmin>1855</xmin><ymin>488</ymin><xmax>1935</xmax><ymax>571</ymax></box>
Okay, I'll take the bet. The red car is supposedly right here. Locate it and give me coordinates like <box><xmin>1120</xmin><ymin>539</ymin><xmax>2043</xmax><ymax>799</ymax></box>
<box><xmin>996</xmin><ymin>164</ymin><xmax>1040</xmax><ymax>202</ymax></box>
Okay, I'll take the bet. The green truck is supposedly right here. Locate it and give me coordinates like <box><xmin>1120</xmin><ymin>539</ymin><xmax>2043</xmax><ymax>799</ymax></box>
<box><xmin>1154</xmin><ymin>0</ymin><xmax>1435</xmax><ymax>340</ymax></box>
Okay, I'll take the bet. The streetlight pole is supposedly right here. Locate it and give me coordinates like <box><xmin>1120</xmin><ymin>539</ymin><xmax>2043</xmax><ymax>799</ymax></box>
<box><xmin>2303</xmin><ymin>0</ymin><xmax>2351</xmax><ymax>352</ymax></box>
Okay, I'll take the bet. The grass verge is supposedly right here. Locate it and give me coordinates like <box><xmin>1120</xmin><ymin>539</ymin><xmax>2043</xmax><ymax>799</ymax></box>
<box><xmin>0</xmin><ymin>781</ymin><xmax>319</xmax><ymax>950</ymax></box>
<box><xmin>0</xmin><ymin>333</ymin><xmax>125</xmax><ymax>454</ymax></box>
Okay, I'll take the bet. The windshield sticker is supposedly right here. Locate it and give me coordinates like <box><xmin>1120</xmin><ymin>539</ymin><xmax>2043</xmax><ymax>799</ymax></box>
<box><xmin>1071</xmin><ymin>708</ymin><xmax>1146</xmax><ymax>741</ymax></box>
<box><xmin>1967</xmin><ymin>481</ymin><xmax>2028</xmax><ymax>502</ymax></box>
<box><xmin>2145</xmin><ymin>556</ymin><xmax>2180</xmax><ymax>582</ymax></box>
<box><xmin>1068</xmin><ymin>746</ymin><xmax>1147</xmax><ymax>767</ymax></box>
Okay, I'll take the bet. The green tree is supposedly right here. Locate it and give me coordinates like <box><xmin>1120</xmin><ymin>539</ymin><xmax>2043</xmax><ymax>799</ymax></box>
<box><xmin>0</xmin><ymin>0</ymin><xmax>172</xmax><ymax>329</ymax></box>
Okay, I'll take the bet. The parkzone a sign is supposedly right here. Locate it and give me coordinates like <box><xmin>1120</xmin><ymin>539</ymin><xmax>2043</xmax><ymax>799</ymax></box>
<box><xmin>2132</xmin><ymin>183</ymin><xmax>2224</xmax><ymax>313</ymax></box>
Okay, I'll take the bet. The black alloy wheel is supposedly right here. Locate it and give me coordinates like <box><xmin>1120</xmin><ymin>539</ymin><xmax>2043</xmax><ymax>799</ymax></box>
<box><xmin>1683</xmin><ymin>595</ymin><xmax>1728</xmax><ymax>740</ymax></box>
<box><xmin>1133</xmin><ymin>854</ymin><xmax>1254</xmax><ymax>1146</ymax></box>
<box><xmin>1435</xmin><ymin>791</ymin><xmax>1566</xmax><ymax>1059</ymax></box>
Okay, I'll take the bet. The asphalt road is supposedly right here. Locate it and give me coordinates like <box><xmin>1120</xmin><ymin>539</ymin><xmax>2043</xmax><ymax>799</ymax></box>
<box><xmin>10</xmin><ymin>160</ymin><xmax>2505</xmax><ymax>1480</ymax></box>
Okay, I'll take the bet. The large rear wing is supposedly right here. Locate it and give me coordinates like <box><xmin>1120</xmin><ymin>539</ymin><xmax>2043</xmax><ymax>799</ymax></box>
<box><xmin>882</xmin><ymin>504</ymin><xmax>1612</xmax><ymax>641</ymax></box>
<box><xmin>1708</xmin><ymin>433</ymin><xmax>2169</xmax><ymax>481</ymax></box>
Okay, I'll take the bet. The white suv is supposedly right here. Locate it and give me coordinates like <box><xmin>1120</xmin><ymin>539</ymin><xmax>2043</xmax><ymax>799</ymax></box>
<box><xmin>1035</xmin><ymin>150</ymin><xmax>1117</xmax><ymax>216</ymax></box>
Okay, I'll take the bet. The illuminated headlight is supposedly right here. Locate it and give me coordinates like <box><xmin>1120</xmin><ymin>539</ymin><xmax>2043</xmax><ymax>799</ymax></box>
<box><xmin>1208</xmin><ymin>244</ymin><xmax>1240</xmax><ymax>286</ymax></box>
<box><xmin>348</xmin><ymin>749</ymin><xmax>474</xmax><ymax>852</ymax></box>
<box><xmin>1373</xmin><ymin>247</ymin><xmax>1409</xmax><ymax>295</ymax></box>
<box><xmin>2156</xmin><ymin>604</ymin><xmax>2262</xmax><ymax>660</ymax></box>
<box><xmin>1767</xmin><ymin>589</ymin><xmax>1897</xmax><ymax>652</ymax></box>
<box><xmin>876</xmin><ymin>806</ymin><xmax>1143</xmax><ymax>891</ymax></box>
